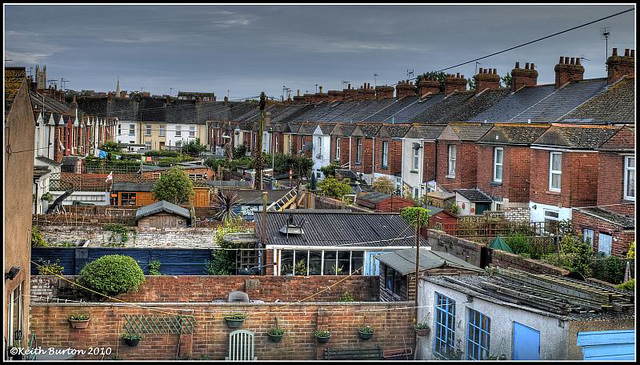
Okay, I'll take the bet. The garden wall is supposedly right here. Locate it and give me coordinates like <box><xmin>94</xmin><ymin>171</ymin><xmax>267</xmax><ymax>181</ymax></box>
<box><xmin>31</xmin><ymin>275</ymin><xmax>380</xmax><ymax>303</ymax></box>
<box><xmin>30</xmin><ymin>301</ymin><xmax>415</xmax><ymax>360</ymax></box>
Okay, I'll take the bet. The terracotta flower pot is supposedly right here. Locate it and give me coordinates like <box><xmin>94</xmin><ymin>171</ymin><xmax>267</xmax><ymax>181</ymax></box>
<box><xmin>414</xmin><ymin>328</ymin><xmax>429</xmax><ymax>337</ymax></box>
<box><xmin>69</xmin><ymin>319</ymin><xmax>90</xmax><ymax>329</ymax></box>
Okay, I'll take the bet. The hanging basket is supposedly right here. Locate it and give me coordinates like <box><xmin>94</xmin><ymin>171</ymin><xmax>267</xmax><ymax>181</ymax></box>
<box><xmin>124</xmin><ymin>338</ymin><xmax>140</xmax><ymax>347</ymax></box>
<box><xmin>69</xmin><ymin>319</ymin><xmax>91</xmax><ymax>329</ymax></box>
<box><xmin>268</xmin><ymin>333</ymin><xmax>284</xmax><ymax>343</ymax></box>
<box><xmin>358</xmin><ymin>330</ymin><xmax>374</xmax><ymax>340</ymax></box>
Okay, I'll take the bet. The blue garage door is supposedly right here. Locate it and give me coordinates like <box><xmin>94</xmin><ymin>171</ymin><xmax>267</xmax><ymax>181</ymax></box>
<box><xmin>577</xmin><ymin>330</ymin><xmax>635</xmax><ymax>361</ymax></box>
<box><xmin>513</xmin><ymin>322</ymin><xmax>540</xmax><ymax>360</ymax></box>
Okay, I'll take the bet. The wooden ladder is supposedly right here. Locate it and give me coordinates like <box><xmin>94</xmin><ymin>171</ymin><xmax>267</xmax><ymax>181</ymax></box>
<box><xmin>267</xmin><ymin>188</ymin><xmax>298</xmax><ymax>212</ymax></box>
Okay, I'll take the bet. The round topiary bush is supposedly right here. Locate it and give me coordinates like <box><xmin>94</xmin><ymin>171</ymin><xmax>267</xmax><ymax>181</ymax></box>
<box><xmin>77</xmin><ymin>255</ymin><xmax>145</xmax><ymax>297</ymax></box>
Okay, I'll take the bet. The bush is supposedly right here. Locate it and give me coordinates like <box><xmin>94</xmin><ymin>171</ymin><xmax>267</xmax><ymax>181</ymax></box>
<box><xmin>591</xmin><ymin>256</ymin><xmax>627</xmax><ymax>284</ymax></box>
<box><xmin>616</xmin><ymin>279</ymin><xmax>635</xmax><ymax>292</ymax></box>
<box><xmin>31</xmin><ymin>226</ymin><xmax>47</xmax><ymax>247</ymax></box>
<box><xmin>317</xmin><ymin>176</ymin><xmax>352</xmax><ymax>199</ymax></box>
<box><xmin>77</xmin><ymin>255</ymin><xmax>146</xmax><ymax>297</ymax></box>
<box><xmin>400</xmin><ymin>207</ymin><xmax>430</xmax><ymax>227</ymax></box>
<box><xmin>152</xmin><ymin>166</ymin><xmax>194</xmax><ymax>204</ymax></box>
<box><xmin>148</xmin><ymin>260</ymin><xmax>161</xmax><ymax>275</ymax></box>
<box><xmin>371</xmin><ymin>176</ymin><xmax>396</xmax><ymax>194</ymax></box>
<box><xmin>505</xmin><ymin>233</ymin><xmax>532</xmax><ymax>257</ymax></box>
<box><xmin>37</xmin><ymin>259</ymin><xmax>64</xmax><ymax>275</ymax></box>
<box><xmin>339</xmin><ymin>290</ymin><xmax>355</xmax><ymax>302</ymax></box>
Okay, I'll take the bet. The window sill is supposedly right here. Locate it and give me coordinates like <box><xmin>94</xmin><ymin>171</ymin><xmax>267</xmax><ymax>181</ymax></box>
<box><xmin>381</xmin><ymin>166</ymin><xmax>388</xmax><ymax>170</ymax></box>
<box><xmin>490</xmin><ymin>181</ymin><xmax>502</xmax><ymax>187</ymax></box>
<box><xmin>546</xmin><ymin>190</ymin><xmax>562</xmax><ymax>195</ymax></box>
<box><xmin>410</xmin><ymin>170</ymin><xmax>418</xmax><ymax>174</ymax></box>
<box><xmin>445</xmin><ymin>175</ymin><xmax>456</xmax><ymax>179</ymax></box>
<box><xmin>622</xmin><ymin>198</ymin><xmax>635</xmax><ymax>203</ymax></box>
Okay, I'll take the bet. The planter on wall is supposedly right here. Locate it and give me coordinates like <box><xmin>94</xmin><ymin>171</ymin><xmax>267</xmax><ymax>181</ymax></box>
<box><xmin>358</xmin><ymin>330</ymin><xmax>374</xmax><ymax>340</ymax></box>
<box><xmin>124</xmin><ymin>338</ymin><xmax>140</xmax><ymax>347</ymax></box>
<box><xmin>69</xmin><ymin>319</ymin><xmax>91</xmax><ymax>329</ymax></box>
<box><xmin>267</xmin><ymin>333</ymin><xmax>284</xmax><ymax>343</ymax></box>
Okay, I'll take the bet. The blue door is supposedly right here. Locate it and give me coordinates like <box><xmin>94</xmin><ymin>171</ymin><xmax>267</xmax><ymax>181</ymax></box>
<box><xmin>364</xmin><ymin>251</ymin><xmax>384</xmax><ymax>276</ymax></box>
<box><xmin>513</xmin><ymin>322</ymin><xmax>540</xmax><ymax>360</ymax></box>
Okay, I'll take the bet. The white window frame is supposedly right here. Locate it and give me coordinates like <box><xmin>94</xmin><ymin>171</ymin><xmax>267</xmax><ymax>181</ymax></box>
<box><xmin>335</xmin><ymin>138</ymin><xmax>341</xmax><ymax>161</ymax></box>
<box><xmin>175</xmin><ymin>125</ymin><xmax>182</xmax><ymax>137</ymax></box>
<box><xmin>624</xmin><ymin>156</ymin><xmax>635</xmax><ymax>201</ymax></box>
<box><xmin>159</xmin><ymin>125</ymin><xmax>165</xmax><ymax>137</ymax></box>
<box><xmin>382</xmin><ymin>141</ymin><xmax>389</xmax><ymax>169</ymax></box>
<box><xmin>493</xmin><ymin>147</ymin><xmax>503</xmax><ymax>182</ymax></box>
<box><xmin>583</xmin><ymin>228</ymin><xmax>595</xmax><ymax>247</ymax></box>
<box><xmin>357</xmin><ymin>139</ymin><xmax>362</xmax><ymax>164</ymax></box>
<box><xmin>412</xmin><ymin>146</ymin><xmax>419</xmax><ymax>171</ymax></box>
<box><xmin>145</xmin><ymin>124</ymin><xmax>152</xmax><ymax>136</ymax></box>
<box><xmin>549</xmin><ymin>152</ymin><xmax>562</xmax><ymax>192</ymax></box>
<box><xmin>129</xmin><ymin>124</ymin><xmax>135</xmax><ymax>137</ymax></box>
<box><xmin>316</xmin><ymin>136</ymin><xmax>323</xmax><ymax>159</ymax></box>
<box><xmin>447</xmin><ymin>145</ymin><xmax>456</xmax><ymax>178</ymax></box>
<box><xmin>189</xmin><ymin>125</ymin><xmax>196</xmax><ymax>138</ymax></box>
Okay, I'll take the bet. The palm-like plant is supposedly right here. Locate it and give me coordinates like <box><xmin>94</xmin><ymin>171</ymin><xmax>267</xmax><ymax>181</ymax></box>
<box><xmin>213</xmin><ymin>190</ymin><xmax>242</xmax><ymax>222</ymax></box>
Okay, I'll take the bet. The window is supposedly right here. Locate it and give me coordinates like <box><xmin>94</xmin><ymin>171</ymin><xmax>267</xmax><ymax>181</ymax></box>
<box><xmin>121</xmin><ymin>192</ymin><xmax>137</xmax><ymax>205</ymax></box>
<box><xmin>145</xmin><ymin>125</ymin><xmax>151</xmax><ymax>136</ymax></box>
<box><xmin>159</xmin><ymin>125</ymin><xmax>165</xmax><ymax>137</ymax></box>
<box><xmin>288</xmin><ymin>136</ymin><xmax>292</xmax><ymax>154</ymax></box>
<box><xmin>466</xmin><ymin>308</ymin><xmax>490</xmax><ymax>360</ymax></box>
<box><xmin>598</xmin><ymin>233</ymin><xmax>612</xmax><ymax>256</ymax></box>
<box><xmin>434</xmin><ymin>292</ymin><xmax>456</xmax><ymax>358</ymax></box>
<box><xmin>351</xmin><ymin>251</ymin><xmax>364</xmax><ymax>275</ymax></box>
<box><xmin>448</xmin><ymin>145</ymin><xmax>457</xmax><ymax>177</ymax></box>
<box><xmin>493</xmin><ymin>147</ymin><xmax>503</xmax><ymax>182</ymax></box>
<box><xmin>624</xmin><ymin>156</ymin><xmax>635</xmax><ymax>200</ymax></box>
<box><xmin>357</xmin><ymin>139</ymin><xmax>362</xmax><ymax>164</ymax></box>
<box><xmin>316</xmin><ymin>136</ymin><xmax>323</xmax><ymax>159</ymax></box>
<box><xmin>145</xmin><ymin>141</ymin><xmax>151</xmax><ymax>150</ymax></box>
<box><xmin>335</xmin><ymin>138</ymin><xmax>341</xmax><ymax>161</ymax></box>
<box><xmin>382</xmin><ymin>141</ymin><xmax>389</xmax><ymax>169</ymax></box>
<box><xmin>8</xmin><ymin>284</ymin><xmax>23</xmax><ymax>347</ymax></box>
<box><xmin>280</xmin><ymin>251</ymin><xmax>293</xmax><ymax>275</ymax></box>
<box><xmin>323</xmin><ymin>251</ymin><xmax>337</xmax><ymax>275</ymax></box>
<box><xmin>175</xmin><ymin>125</ymin><xmax>182</xmax><ymax>137</ymax></box>
<box><xmin>414</xmin><ymin>187</ymin><xmax>419</xmax><ymax>199</ymax></box>
<box><xmin>549</xmin><ymin>152</ymin><xmax>562</xmax><ymax>192</ymax></box>
<box><xmin>118</xmin><ymin>124</ymin><xmax>122</xmax><ymax>136</ymax></box>
<box><xmin>384</xmin><ymin>266</ymin><xmax>403</xmax><ymax>295</ymax></box>
<box><xmin>294</xmin><ymin>250</ymin><xmax>308</xmax><ymax>276</ymax></box>
<box><xmin>189</xmin><ymin>126</ymin><xmax>195</xmax><ymax>137</ymax></box>
<box><xmin>275</xmin><ymin>136</ymin><xmax>279</xmax><ymax>153</ymax></box>
<box><xmin>309</xmin><ymin>251</ymin><xmax>322</xmax><ymax>275</ymax></box>
<box><xmin>129</xmin><ymin>124</ymin><xmax>135</xmax><ymax>136</ymax></box>
<box><xmin>544</xmin><ymin>210</ymin><xmax>560</xmax><ymax>234</ymax></box>
<box><xmin>583</xmin><ymin>229</ymin><xmax>595</xmax><ymax>247</ymax></box>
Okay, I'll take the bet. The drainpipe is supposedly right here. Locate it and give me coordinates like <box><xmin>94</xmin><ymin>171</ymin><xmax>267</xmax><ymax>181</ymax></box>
<box><xmin>349</xmin><ymin>137</ymin><xmax>352</xmax><ymax>169</ymax></box>
<box><xmin>372</xmin><ymin>137</ymin><xmax>375</xmax><ymax>178</ymax></box>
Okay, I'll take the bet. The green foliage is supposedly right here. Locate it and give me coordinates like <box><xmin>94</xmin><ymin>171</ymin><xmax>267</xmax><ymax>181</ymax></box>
<box><xmin>320</xmin><ymin>163</ymin><xmax>340</xmax><ymax>178</ymax></box>
<box><xmin>371</xmin><ymin>176</ymin><xmax>396</xmax><ymax>194</ymax></box>
<box><xmin>467</xmin><ymin>77</ymin><xmax>476</xmax><ymax>90</ymax></box>
<box><xmin>616</xmin><ymin>279</ymin><xmax>635</xmax><ymax>291</ymax></box>
<box><xmin>148</xmin><ymin>260</ymin><xmax>161</xmax><ymax>275</ymax></box>
<box><xmin>290</xmin><ymin>154</ymin><xmax>313</xmax><ymax>180</ymax></box>
<box><xmin>181</xmin><ymin>138</ymin><xmax>206</xmax><ymax>157</ymax></box>
<box><xmin>37</xmin><ymin>259</ymin><xmax>64</xmax><ymax>275</ymax></box>
<box><xmin>68</xmin><ymin>313</ymin><xmax>90</xmax><ymax>321</ymax></box>
<box><xmin>77</xmin><ymin>255</ymin><xmax>146</xmax><ymax>297</ymax></box>
<box><xmin>295</xmin><ymin>259</ymin><xmax>308</xmax><ymax>276</ymax></box>
<box><xmin>400</xmin><ymin>207</ymin><xmax>430</xmax><ymax>227</ymax></box>
<box><xmin>100</xmin><ymin>141</ymin><xmax>122</xmax><ymax>153</ymax></box>
<box><xmin>505</xmin><ymin>233</ymin><xmax>533</xmax><ymax>257</ymax></box>
<box><xmin>103</xmin><ymin>223</ymin><xmax>131</xmax><ymax>246</ymax></box>
<box><xmin>413</xmin><ymin>322</ymin><xmax>429</xmax><ymax>330</ymax></box>
<box><xmin>41</xmin><ymin>192</ymin><xmax>54</xmax><ymax>202</ymax></box>
<box><xmin>449</xmin><ymin>203</ymin><xmax>460</xmax><ymax>215</ymax></box>
<box><xmin>152</xmin><ymin>166</ymin><xmax>194</xmax><ymax>205</ymax></box>
<box><xmin>339</xmin><ymin>290</ymin><xmax>355</xmax><ymax>302</ymax></box>
<box><xmin>591</xmin><ymin>255</ymin><xmax>628</xmax><ymax>284</ymax></box>
<box><xmin>233</xmin><ymin>144</ymin><xmax>248</xmax><ymax>159</ymax></box>
<box><xmin>204</xmin><ymin>157</ymin><xmax>227</xmax><ymax>170</ymax></box>
<box><xmin>224</xmin><ymin>313</ymin><xmax>248</xmax><ymax>320</ymax></box>
<box><xmin>317</xmin><ymin>176</ymin><xmax>352</xmax><ymax>198</ymax></box>
<box><xmin>501</xmin><ymin>73</ymin><xmax>512</xmax><ymax>88</ymax></box>
<box><xmin>122</xmin><ymin>333</ymin><xmax>142</xmax><ymax>340</ymax></box>
<box><xmin>205</xmin><ymin>218</ymin><xmax>249</xmax><ymax>275</ymax></box>
<box><xmin>31</xmin><ymin>226</ymin><xmax>47</xmax><ymax>247</ymax></box>
<box><xmin>145</xmin><ymin>150</ymin><xmax>180</xmax><ymax>157</ymax></box>
<box><xmin>268</xmin><ymin>327</ymin><xmax>285</xmax><ymax>336</ymax></box>
<box><xmin>212</xmin><ymin>190</ymin><xmax>241</xmax><ymax>222</ymax></box>
<box><xmin>358</xmin><ymin>325</ymin><xmax>374</xmax><ymax>334</ymax></box>
<box><xmin>542</xmin><ymin>234</ymin><xmax>594</xmax><ymax>277</ymax></box>
<box><xmin>314</xmin><ymin>330</ymin><xmax>331</xmax><ymax>338</ymax></box>
<box><xmin>627</xmin><ymin>241</ymin><xmax>635</xmax><ymax>259</ymax></box>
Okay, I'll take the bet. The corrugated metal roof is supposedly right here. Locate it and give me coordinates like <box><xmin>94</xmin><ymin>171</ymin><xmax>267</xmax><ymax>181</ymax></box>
<box><xmin>376</xmin><ymin>248</ymin><xmax>481</xmax><ymax>275</ymax></box>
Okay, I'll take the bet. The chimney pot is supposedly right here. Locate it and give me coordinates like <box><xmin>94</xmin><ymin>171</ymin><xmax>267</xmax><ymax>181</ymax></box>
<box><xmin>531</xmin><ymin>63</ymin><xmax>535</xmax><ymax>70</ymax></box>
<box><xmin>612</xmin><ymin>48</ymin><xmax>618</xmax><ymax>56</ymax></box>
<box><xmin>348</xmin><ymin>84</ymin><xmax>351</xmax><ymax>89</ymax></box>
<box><xmin>515</xmin><ymin>62</ymin><xmax>520</xmax><ymax>69</ymax></box>
<box><xmin>456</xmin><ymin>73</ymin><xmax>460</xmax><ymax>78</ymax></box>
<box><xmin>565</xmin><ymin>56</ymin><xmax>570</xmax><ymax>64</ymax></box>
<box><xmin>478</xmin><ymin>68</ymin><xmax>483</xmax><ymax>74</ymax></box>
<box><xmin>624</xmin><ymin>49</ymin><xmax>630</xmax><ymax>57</ymax></box>
<box><xmin>571</xmin><ymin>57</ymin><xmax>576</xmax><ymax>65</ymax></box>
<box><xmin>576</xmin><ymin>58</ymin><xmax>581</xmax><ymax>65</ymax></box>
<box><xmin>525</xmin><ymin>63</ymin><xmax>529</xmax><ymax>70</ymax></box>
<box><xmin>631</xmin><ymin>50</ymin><xmax>635</xmax><ymax>58</ymax></box>
<box><xmin>559</xmin><ymin>56</ymin><xmax>564</xmax><ymax>64</ymax></box>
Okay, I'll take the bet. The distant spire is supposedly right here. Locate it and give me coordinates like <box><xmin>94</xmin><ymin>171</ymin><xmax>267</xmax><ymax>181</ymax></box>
<box><xmin>116</xmin><ymin>77</ymin><xmax>121</xmax><ymax>97</ymax></box>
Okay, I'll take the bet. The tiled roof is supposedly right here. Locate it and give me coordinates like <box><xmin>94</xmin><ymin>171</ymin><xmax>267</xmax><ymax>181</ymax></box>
<box><xmin>135</xmin><ymin>200</ymin><xmax>191</xmax><ymax>221</ymax></box>
<box><xmin>508</xmin><ymin>78</ymin><xmax>608</xmax><ymax>123</ymax></box>
<box><xmin>455</xmin><ymin>188</ymin><xmax>493</xmax><ymax>202</ymax></box>
<box><xmin>137</xmin><ymin>97</ymin><xmax>166</xmax><ymax>122</ymax></box>
<box><xmin>562</xmin><ymin>76</ymin><xmax>635</xmax><ymax>124</ymax></box>
<box><xmin>472</xmin><ymin>85</ymin><xmax>556</xmax><ymax>122</ymax></box>
<box><xmin>378</xmin><ymin>124</ymin><xmax>411</xmax><ymax>139</ymax></box>
<box><xmin>532</xmin><ymin>124</ymin><xmax>619</xmax><ymax>149</ymax></box>
<box><xmin>404</xmin><ymin>125</ymin><xmax>447</xmax><ymax>140</ymax></box>
<box><xmin>112</xmin><ymin>182</ymin><xmax>156</xmax><ymax>192</ymax></box>
<box><xmin>574</xmin><ymin>207</ymin><xmax>635</xmax><ymax>229</ymax></box>
<box><xmin>440</xmin><ymin>88</ymin><xmax>512</xmax><ymax>123</ymax></box>
<box><xmin>411</xmin><ymin>91</ymin><xmax>476</xmax><ymax>123</ymax></box>
<box><xmin>254</xmin><ymin>211</ymin><xmax>428</xmax><ymax>248</ymax></box>
<box><xmin>439</xmin><ymin>123</ymin><xmax>493</xmax><ymax>141</ymax></box>
<box><xmin>223</xmin><ymin>189</ymin><xmax>290</xmax><ymax>205</ymax></box>
<box><xmin>478</xmin><ymin>124</ymin><xmax>550</xmax><ymax>145</ymax></box>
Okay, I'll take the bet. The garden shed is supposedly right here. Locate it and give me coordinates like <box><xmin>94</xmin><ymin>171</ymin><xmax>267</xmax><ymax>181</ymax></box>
<box><xmin>135</xmin><ymin>200</ymin><xmax>192</xmax><ymax>228</ymax></box>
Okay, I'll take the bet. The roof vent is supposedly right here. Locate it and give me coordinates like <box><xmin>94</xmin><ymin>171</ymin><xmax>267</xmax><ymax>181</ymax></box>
<box><xmin>279</xmin><ymin>214</ymin><xmax>305</xmax><ymax>236</ymax></box>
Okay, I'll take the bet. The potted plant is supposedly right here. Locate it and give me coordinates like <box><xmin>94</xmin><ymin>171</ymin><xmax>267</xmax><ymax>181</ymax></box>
<box><xmin>68</xmin><ymin>313</ymin><xmax>91</xmax><ymax>329</ymax></box>
<box><xmin>357</xmin><ymin>325</ymin><xmax>374</xmax><ymax>340</ymax></box>
<box><xmin>314</xmin><ymin>330</ymin><xmax>331</xmax><ymax>344</ymax></box>
<box><xmin>413</xmin><ymin>322</ymin><xmax>430</xmax><ymax>337</ymax></box>
<box><xmin>223</xmin><ymin>313</ymin><xmax>247</xmax><ymax>329</ymax></box>
<box><xmin>122</xmin><ymin>333</ymin><xmax>142</xmax><ymax>347</ymax></box>
<box><xmin>267</xmin><ymin>327</ymin><xmax>285</xmax><ymax>343</ymax></box>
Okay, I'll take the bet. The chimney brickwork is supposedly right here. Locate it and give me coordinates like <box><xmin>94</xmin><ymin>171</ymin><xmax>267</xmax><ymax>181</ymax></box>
<box><xmin>474</xmin><ymin>68</ymin><xmax>500</xmax><ymax>93</ymax></box>
<box><xmin>444</xmin><ymin>73</ymin><xmax>467</xmax><ymax>95</ymax></box>
<box><xmin>510</xmin><ymin>62</ymin><xmax>538</xmax><ymax>92</ymax></box>
<box><xmin>395</xmin><ymin>80</ymin><xmax>416</xmax><ymax>99</ymax></box>
<box><xmin>554</xmin><ymin>56</ymin><xmax>584</xmax><ymax>89</ymax></box>
<box><xmin>375</xmin><ymin>85</ymin><xmax>394</xmax><ymax>100</ymax></box>
<box><xmin>418</xmin><ymin>78</ymin><xmax>440</xmax><ymax>97</ymax></box>
<box><xmin>607</xmin><ymin>48</ymin><xmax>635</xmax><ymax>84</ymax></box>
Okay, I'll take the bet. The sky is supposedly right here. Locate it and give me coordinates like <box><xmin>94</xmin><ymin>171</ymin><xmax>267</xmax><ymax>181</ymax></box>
<box><xmin>4</xmin><ymin>4</ymin><xmax>636</xmax><ymax>100</ymax></box>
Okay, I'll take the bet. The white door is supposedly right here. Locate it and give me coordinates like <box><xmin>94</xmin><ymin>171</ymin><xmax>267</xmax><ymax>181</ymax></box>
<box><xmin>598</xmin><ymin>233</ymin><xmax>612</xmax><ymax>256</ymax></box>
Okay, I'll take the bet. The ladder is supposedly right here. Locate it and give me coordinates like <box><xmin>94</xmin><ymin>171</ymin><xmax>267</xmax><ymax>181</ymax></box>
<box><xmin>267</xmin><ymin>188</ymin><xmax>298</xmax><ymax>212</ymax></box>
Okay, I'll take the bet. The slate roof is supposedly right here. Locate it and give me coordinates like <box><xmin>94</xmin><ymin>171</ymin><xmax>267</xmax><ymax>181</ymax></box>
<box><xmin>508</xmin><ymin>78</ymin><xmax>609</xmax><ymax>123</ymax></box>
<box><xmin>411</xmin><ymin>91</ymin><xmax>476</xmax><ymax>123</ymax></box>
<box><xmin>222</xmin><ymin>189</ymin><xmax>290</xmax><ymax>205</ymax></box>
<box><xmin>355</xmin><ymin>124</ymin><xmax>382</xmax><ymax>138</ymax></box>
<box><xmin>477</xmin><ymin>124</ymin><xmax>550</xmax><ymax>145</ymax></box>
<box><xmin>255</xmin><ymin>211</ymin><xmax>429</xmax><ymax>248</ymax></box>
<box><xmin>437</xmin><ymin>88</ymin><xmax>512</xmax><ymax>123</ymax></box>
<box><xmin>137</xmin><ymin>97</ymin><xmax>167</xmax><ymax>122</ymax></box>
<box><xmin>439</xmin><ymin>123</ymin><xmax>493</xmax><ymax>141</ymax></box>
<box><xmin>376</xmin><ymin>248</ymin><xmax>482</xmax><ymax>276</ymax></box>
<box><xmin>562</xmin><ymin>76</ymin><xmax>635</xmax><ymax>124</ymax></box>
<box><xmin>404</xmin><ymin>125</ymin><xmax>447</xmax><ymax>140</ymax></box>
<box><xmin>205</xmin><ymin>180</ymin><xmax>252</xmax><ymax>188</ymax></box>
<box><xmin>30</xmin><ymin>91</ymin><xmax>73</xmax><ymax>115</ymax></box>
<box><xmin>455</xmin><ymin>189</ymin><xmax>493</xmax><ymax>202</ymax></box>
<box><xmin>135</xmin><ymin>200</ymin><xmax>191</xmax><ymax>221</ymax></box>
<box><xmin>378</xmin><ymin>124</ymin><xmax>411</xmax><ymax>139</ymax></box>
<box><xmin>532</xmin><ymin>124</ymin><xmax>619</xmax><ymax>149</ymax></box>
<box><xmin>574</xmin><ymin>207</ymin><xmax>635</xmax><ymax>229</ymax></box>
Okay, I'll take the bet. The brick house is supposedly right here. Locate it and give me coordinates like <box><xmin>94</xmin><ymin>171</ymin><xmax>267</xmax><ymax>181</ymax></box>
<box><xmin>348</xmin><ymin>124</ymin><xmax>382</xmax><ymax>184</ymax></box>
<box><xmin>373</xmin><ymin>124</ymin><xmax>411</xmax><ymax>192</ymax></box>
<box><xmin>401</xmin><ymin>124</ymin><xmax>446</xmax><ymax>200</ymax></box>
<box><xmin>528</xmin><ymin>124</ymin><xmax>619</xmax><ymax>226</ymax></box>
<box><xmin>476</xmin><ymin>123</ymin><xmax>550</xmax><ymax>215</ymax></box>
<box><xmin>436</xmin><ymin>122</ymin><xmax>493</xmax><ymax>192</ymax></box>
<box><xmin>330</xmin><ymin>123</ymin><xmax>356</xmax><ymax>167</ymax></box>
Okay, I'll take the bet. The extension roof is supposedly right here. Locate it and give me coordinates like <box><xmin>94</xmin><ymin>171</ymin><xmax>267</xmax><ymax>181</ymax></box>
<box><xmin>135</xmin><ymin>200</ymin><xmax>191</xmax><ymax>221</ymax></box>
<box><xmin>404</xmin><ymin>125</ymin><xmax>447</xmax><ymax>140</ymax></box>
<box><xmin>255</xmin><ymin>211</ymin><xmax>429</xmax><ymax>248</ymax></box>
<box><xmin>438</xmin><ymin>123</ymin><xmax>493</xmax><ymax>141</ymax></box>
<box><xmin>573</xmin><ymin>207</ymin><xmax>635</xmax><ymax>229</ymax></box>
<box><xmin>455</xmin><ymin>189</ymin><xmax>493</xmax><ymax>203</ymax></box>
<box><xmin>477</xmin><ymin>123</ymin><xmax>550</xmax><ymax>145</ymax></box>
<box><xmin>376</xmin><ymin>248</ymin><xmax>482</xmax><ymax>276</ymax></box>
<box><xmin>532</xmin><ymin>124</ymin><xmax>619</xmax><ymax>149</ymax></box>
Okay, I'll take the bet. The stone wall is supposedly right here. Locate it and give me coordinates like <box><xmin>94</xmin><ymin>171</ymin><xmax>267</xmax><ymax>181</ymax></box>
<box><xmin>30</xmin><ymin>301</ymin><xmax>415</xmax><ymax>360</ymax></box>
<box><xmin>31</xmin><ymin>275</ymin><xmax>380</xmax><ymax>303</ymax></box>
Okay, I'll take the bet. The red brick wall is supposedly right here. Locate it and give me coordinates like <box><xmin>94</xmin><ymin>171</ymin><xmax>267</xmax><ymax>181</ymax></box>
<box><xmin>374</xmin><ymin>139</ymin><xmax>403</xmax><ymax>176</ymax></box>
<box><xmin>350</xmin><ymin>138</ymin><xmax>374</xmax><ymax>174</ymax></box>
<box><xmin>436</xmin><ymin>141</ymin><xmax>478</xmax><ymax>190</ymax></box>
<box><xmin>572</xmin><ymin>209</ymin><xmax>634</xmax><ymax>257</ymax></box>
<box><xmin>477</xmin><ymin>145</ymin><xmax>531</xmax><ymax>202</ymax></box>
<box><xmin>529</xmin><ymin>149</ymin><xmax>599</xmax><ymax>207</ymax></box>
<box><xmin>423</xmin><ymin>141</ymin><xmax>437</xmax><ymax>183</ymax></box>
<box><xmin>31</xmin><ymin>302</ymin><xmax>415</xmax><ymax>360</ymax></box>
<box><xmin>340</xmin><ymin>137</ymin><xmax>350</xmax><ymax>166</ymax></box>
<box><xmin>597</xmin><ymin>152</ymin><xmax>635</xmax><ymax>214</ymax></box>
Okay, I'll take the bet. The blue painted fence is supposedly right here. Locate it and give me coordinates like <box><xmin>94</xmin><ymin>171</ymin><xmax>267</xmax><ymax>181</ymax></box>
<box><xmin>577</xmin><ymin>330</ymin><xmax>636</xmax><ymax>361</ymax></box>
<box><xmin>32</xmin><ymin>248</ymin><xmax>215</xmax><ymax>275</ymax></box>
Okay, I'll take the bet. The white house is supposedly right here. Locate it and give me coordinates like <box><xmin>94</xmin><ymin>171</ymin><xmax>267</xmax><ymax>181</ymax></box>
<box><xmin>401</xmin><ymin>125</ymin><xmax>445</xmax><ymax>200</ymax></box>
<box><xmin>312</xmin><ymin>124</ymin><xmax>332</xmax><ymax>179</ymax></box>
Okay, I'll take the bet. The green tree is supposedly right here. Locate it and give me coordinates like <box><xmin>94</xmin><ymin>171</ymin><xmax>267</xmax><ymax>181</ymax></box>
<box><xmin>400</xmin><ymin>207</ymin><xmax>430</xmax><ymax>227</ymax></box>
<box><xmin>151</xmin><ymin>166</ymin><xmax>194</xmax><ymax>205</ymax></box>
<box><xmin>181</xmin><ymin>138</ymin><xmax>206</xmax><ymax>157</ymax></box>
<box><xmin>100</xmin><ymin>141</ymin><xmax>122</xmax><ymax>153</ymax></box>
<box><xmin>501</xmin><ymin>72</ymin><xmax>512</xmax><ymax>88</ymax></box>
<box><xmin>290</xmin><ymin>154</ymin><xmax>313</xmax><ymax>181</ymax></box>
<box><xmin>213</xmin><ymin>190</ymin><xmax>241</xmax><ymax>222</ymax></box>
<box><xmin>233</xmin><ymin>144</ymin><xmax>248</xmax><ymax>159</ymax></box>
<box><xmin>317</xmin><ymin>176</ymin><xmax>352</xmax><ymax>199</ymax></box>
<box><xmin>371</xmin><ymin>176</ymin><xmax>396</xmax><ymax>194</ymax></box>
<box><xmin>415</xmin><ymin>71</ymin><xmax>447</xmax><ymax>92</ymax></box>
<box><xmin>626</xmin><ymin>241</ymin><xmax>635</xmax><ymax>259</ymax></box>
<box><xmin>204</xmin><ymin>157</ymin><xmax>228</xmax><ymax>170</ymax></box>
<box><xmin>205</xmin><ymin>218</ymin><xmax>250</xmax><ymax>275</ymax></box>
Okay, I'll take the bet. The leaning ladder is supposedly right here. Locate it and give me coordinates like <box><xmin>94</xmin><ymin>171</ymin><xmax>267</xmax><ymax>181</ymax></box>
<box><xmin>266</xmin><ymin>188</ymin><xmax>298</xmax><ymax>212</ymax></box>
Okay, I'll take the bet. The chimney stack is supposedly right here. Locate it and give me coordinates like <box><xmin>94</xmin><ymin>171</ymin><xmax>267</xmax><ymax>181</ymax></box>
<box><xmin>357</xmin><ymin>84</ymin><xmax>376</xmax><ymax>101</ymax></box>
<box><xmin>606</xmin><ymin>47</ymin><xmax>635</xmax><ymax>84</ymax></box>
<box><xmin>395</xmin><ymin>80</ymin><xmax>417</xmax><ymax>99</ymax></box>
<box><xmin>511</xmin><ymin>62</ymin><xmax>538</xmax><ymax>91</ymax></box>
<box><xmin>343</xmin><ymin>84</ymin><xmax>358</xmax><ymax>101</ymax></box>
<box><xmin>375</xmin><ymin>85</ymin><xmax>394</xmax><ymax>100</ymax></box>
<box><xmin>554</xmin><ymin>55</ymin><xmax>584</xmax><ymax>88</ymax></box>
<box><xmin>473</xmin><ymin>67</ymin><xmax>500</xmax><ymax>93</ymax></box>
<box><xmin>418</xmin><ymin>78</ymin><xmax>440</xmax><ymax>97</ymax></box>
<box><xmin>328</xmin><ymin>90</ymin><xmax>344</xmax><ymax>102</ymax></box>
<box><xmin>444</xmin><ymin>74</ymin><xmax>467</xmax><ymax>95</ymax></box>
